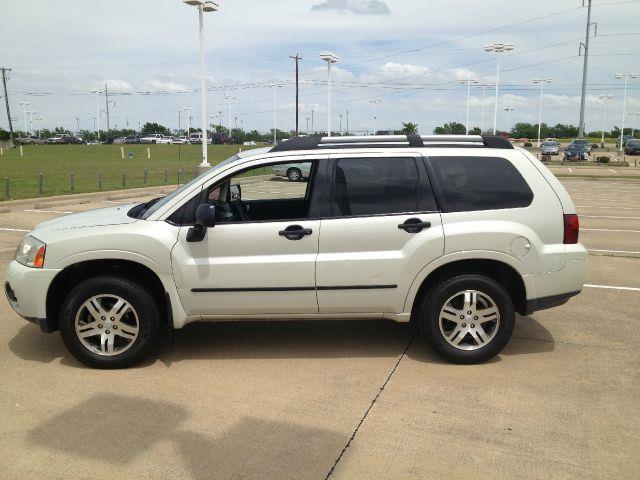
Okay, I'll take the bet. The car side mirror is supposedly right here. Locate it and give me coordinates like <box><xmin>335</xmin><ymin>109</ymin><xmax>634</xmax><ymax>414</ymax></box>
<box><xmin>230</xmin><ymin>184</ymin><xmax>241</xmax><ymax>201</ymax></box>
<box><xmin>186</xmin><ymin>204</ymin><xmax>216</xmax><ymax>242</ymax></box>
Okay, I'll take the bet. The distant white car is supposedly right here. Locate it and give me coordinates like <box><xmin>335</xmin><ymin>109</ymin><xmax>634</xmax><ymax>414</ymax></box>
<box><xmin>188</xmin><ymin>133</ymin><xmax>212</xmax><ymax>144</ymax></box>
<box><xmin>140</xmin><ymin>134</ymin><xmax>171</xmax><ymax>144</ymax></box>
<box><xmin>171</xmin><ymin>136</ymin><xmax>190</xmax><ymax>144</ymax></box>
<box><xmin>243</xmin><ymin>141</ymin><xmax>257</xmax><ymax>146</ymax></box>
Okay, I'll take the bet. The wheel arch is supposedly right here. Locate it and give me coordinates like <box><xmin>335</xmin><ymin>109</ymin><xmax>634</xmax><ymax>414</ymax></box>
<box><xmin>406</xmin><ymin>256</ymin><xmax>528</xmax><ymax>318</ymax></box>
<box><xmin>46</xmin><ymin>259</ymin><xmax>172</xmax><ymax>332</ymax></box>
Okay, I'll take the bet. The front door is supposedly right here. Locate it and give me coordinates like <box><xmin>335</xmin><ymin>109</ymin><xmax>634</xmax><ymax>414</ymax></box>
<box><xmin>316</xmin><ymin>153</ymin><xmax>444</xmax><ymax>314</ymax></box>
<box><xmin>171</xmin><ymin>158</ymin><xmax>322</xmax><ymax>316</ymax></box>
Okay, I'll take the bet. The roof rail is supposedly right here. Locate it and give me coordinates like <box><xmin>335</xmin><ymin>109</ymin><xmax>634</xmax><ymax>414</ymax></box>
<box><xmin>270</xmin><ymin>134</ymin><xmax>513</xmax><ymax>152</ymax></box>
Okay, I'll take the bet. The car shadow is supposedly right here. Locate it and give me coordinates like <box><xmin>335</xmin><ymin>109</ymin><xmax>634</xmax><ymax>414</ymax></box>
<box><xmin>9</xmin><ymin>315</ymin><xmax>555</xmax><ymax>369</ymax></box>
<box><xmin>27</xmin><ymin>393</ymin><xmax>346</xmax><ymax>480</ymax></box>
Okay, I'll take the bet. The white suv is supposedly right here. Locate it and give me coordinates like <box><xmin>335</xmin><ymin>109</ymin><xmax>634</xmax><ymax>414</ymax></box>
<box><xmin>5</xmin><ymin>135</ymin><xmax>587</xmax><ymax>368</ymax></box>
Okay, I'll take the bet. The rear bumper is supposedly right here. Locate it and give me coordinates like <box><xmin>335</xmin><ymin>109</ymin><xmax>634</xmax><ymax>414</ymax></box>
<box><xmin>524</xmin><ymin>290</ymin><xmax>580</xmax><ymax>315</ymax></box>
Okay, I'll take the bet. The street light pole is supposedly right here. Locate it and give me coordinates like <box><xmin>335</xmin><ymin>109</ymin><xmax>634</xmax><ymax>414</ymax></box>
<box><xmin>630</xmin><ymin>112</ymin><xmax>640</xmax><ymax>137</ymax></box>
<box><xmin>484</xmin><ymin>43</ymin><xmax>514</xmax><ymax>135</ymax></box>
<box><xmin>369</xmin><ymin>98</ymin><xmax>381</xmax><ymax>135</ymax></box>
<box><xmin>598</xmin><ymin>95</ymin><xmax>613</xmax><ymax>145</ymax></box>
<box><xmin>18</xmin><ymin>101</ymin><xmax>30</xmax><ymax>135</ymax></box>
<box><xmin>459</xmin><ymin>78</ymin><xmax>479</xmax><ymax>134</ymax></box>
<box><xmin>533</xmin><ymin>78</ymin><xmax>552</xmax><ymax>146</ymax></box>
<box><xmin>182</xmin><ymin>0</ymin><xmax>219</xmax><ymax>168</ymax></box>
<box><xmin>224</xmin><ymin>94</ymin><xmax>235</xmax><ymax>142</ymax></box>
<box><xmin>320</xmin><ymin>52</ymin><xmax>338</xmax><ymax>137</ymax></box>
<box><xmin>272</xmin><ymin>83</ymin><xmax>282</xmax><ymax>144</ymax></box>
<box><xmin>502</xmin><ymin>106</ymin><xmax>515</xmax><ymax>135</ymax></box>
<box><xmin>615</xmin><ymin>73</ymin><xmax>638</xmax><ymax>152</ymax></box>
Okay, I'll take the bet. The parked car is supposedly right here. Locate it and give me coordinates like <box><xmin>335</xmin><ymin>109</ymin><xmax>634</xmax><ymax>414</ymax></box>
<box><xmin>140</xmin><ymin>133</ymin><xmax>171</xmax><ymax>144</ymax></box>
<box><xmin>188</xmin><ymin>133</ymin><xmax>212</xmax><ymax>144</ymax></box>
<box><xmin>212</xmin><ymin>132</ymin><xmax>232</xmax><ymax>145</ymax></box>
<box><xmin>272</xmin><ymin>162</ymin><xmax>312</xmax><ymax>182</ymax></box>
<box><xmin>243</xmin><ymin>141</ymin><xmax>257</xmax><ymax>146</ymax></box>
<box><xmin>569</xmin><ymin>138</ymin><xmax>591</xmax><ymax>154</ymax></box>
<box><xmin>16</xmin><ymin>136</ymin><xmax>45</xmax><ymax>145</ymax></box>
<box><xmin>540</xmin><ymin>141</ymin><xmax>560</xmax><ymax>155</ymax></box>
<box><xmin>624</xmin><ymin>139</ymin><xmax>640</xmax><ymax>155</ymax></box>
<box><xmin>5</xmin><ymin>134</ymin><xmax>586</xmax><ymax>368</ymax></box>
<box><xmin>563</xmin><ymin>143</ymin><xmax>589</xmax><ymax>161</ymax></box>
<box><xmin>45</xmin><ymin>134</ymin><xmax>83</xmax><ymax>144</ymax></box>
<box><xmin>125</xmin><ymin>135</ymin><xmax>142</xmax><ymax>144</ymax></box>
<box><xmin>616</xmin><ymin>135</ymin><xmax>633</xmax><ymax>148</ymax></box>
<box><xmin>113</xmin><ymin>137</ymin><xmax>127</xmax><ymax>144</ymax></box>
<box><xmin>171</xmin><ymin>136</ymin><xmax>190</xmax><ymax>144</ymax></box>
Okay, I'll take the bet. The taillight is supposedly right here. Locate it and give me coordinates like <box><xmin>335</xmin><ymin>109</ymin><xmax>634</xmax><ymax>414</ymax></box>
<box><xmin>563</xmin><ymin>214</ymin><xmax>579</xmax><ymax>244</ymax></box>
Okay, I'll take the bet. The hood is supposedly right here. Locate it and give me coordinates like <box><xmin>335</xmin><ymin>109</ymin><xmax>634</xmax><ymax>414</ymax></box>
<box><xmin>32</xmin><ymin>204</ymin><xmax>138</xmax><ymax>234</ymax></box>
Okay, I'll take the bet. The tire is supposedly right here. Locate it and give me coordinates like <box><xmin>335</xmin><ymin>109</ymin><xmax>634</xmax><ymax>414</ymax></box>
<box><xmin>287</xmin><ymin>167</ymin><xmax>302</xmax><ymax>182</ymax></box>
<box><xmin>59</xmin><ymin>275</ymin><xmax>161</xmax><ymax>369</ymax></box>
<box><xmin>418</xmin><ymin>274</ymin><xmax>515</xmax><ymax>364</ymax></box>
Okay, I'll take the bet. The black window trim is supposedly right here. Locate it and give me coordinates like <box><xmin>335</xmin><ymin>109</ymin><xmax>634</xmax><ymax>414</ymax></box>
<box><xmin>423</xmin><ymin>154</ymin><xmax>534</xmax><ymax>213</ymax></box>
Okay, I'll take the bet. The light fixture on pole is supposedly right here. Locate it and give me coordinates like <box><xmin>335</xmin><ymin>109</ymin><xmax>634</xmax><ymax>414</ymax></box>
<box><xmin>320</xmin><ymin>52</ymin><xmax>338</xmax><ymax>137</ymax></box>
<box><xmin>18</xmin><ymin>101</ymin><xmax>30</xmax><ymax>134</ymax></box>
<box><xmin>598</xmin><ymin>95</ymin><xmax>613</xmax><ymax>145</ymax></box>
<box><xmin>271</xmin><ymin>83</ymin><xmax>283</xmax><ymax>144</ymax></box>
<box><xmin>532</xmin><ymin>78</ymin><xmax>552</xmax><ymax>146</ymax></box>
<box><xmin>369</xmin><ymin>98</ymin><xmax>381</xmax><ymax>135</ymax></box>
<box><xmin>615</xmin><ymin>73</ymin><xmax>638</xmax><ymax>152</ymax></box>
<box><xmin>501</xmin><ymin>106</ymin><xmax>515</xmax><ymax>135</ymax></box>
<box><xmin>484</xmin><ymin>43</ymin><xmax>514</xmax><ymax>135</ymax></box>
<box><xmin>458</xmin><ymin>78</ymin><xmax>479</xmax><ymax>134</ymax></box>
<box><xmin>182</xmin><ymin>0</ymin><xmax>219</xmax><ymax>168</ymax></box>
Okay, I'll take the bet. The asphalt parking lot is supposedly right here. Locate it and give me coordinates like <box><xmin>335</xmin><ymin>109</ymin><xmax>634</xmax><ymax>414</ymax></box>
<box><xmin>0</xmin><ymin>177</ymin><xmax>638</xmax><ymax>479</ymax></box>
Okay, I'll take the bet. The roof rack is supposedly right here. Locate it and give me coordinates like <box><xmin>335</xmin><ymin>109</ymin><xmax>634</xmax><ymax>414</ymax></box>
<box><xmin>270</xmin><ymin>134</ymin><xmax>513</xmax><ymax>152</ymax></box>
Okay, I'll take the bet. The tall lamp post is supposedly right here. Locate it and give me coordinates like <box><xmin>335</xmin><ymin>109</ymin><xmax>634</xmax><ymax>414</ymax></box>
<box><xmin>598</xmin><ymin>95</ymin><xmax>613</xmax><ymax>145</ymax></box>
<box><xmin>502</xmin><ymin>106</ymin><xmax>515</xmax><ymax>135</ymax></box>
<box><xmin>630</xmin><ymin>112</ymin><xmax>640</xmax><ymax>137</ymax></box>
<box><xmin>182</xmin><ymin>0</ymin><xmax>219</xmax><ymax>168</ymax></box>
<box><xmin>320</xmin><ymin>52</ymin><xmax>338</xmax><ymax>137</ymax></box>
<box><xmin>615</xmin><ymin>73</ymin><xmax>638</xmax><ymax>152</ymax></box>
<box><xmin>272</xmin><ymin>83</ymin><xmax>283</xmax><ymax>144</ymax></box>
<box><xmin>532</xmin><ymin>78</ymin><xmax>552</xmax><ymax>146</ymax></box>
<box><xmin>369</xmin><ymin>98</ymin><xmax>381</xmax><ymax>135</ymax></box>
<box><xmin>224</xmin><ymin>94</ymin><xmax>235</xmax><ymax>142</ymax></box>
<box><xmin>484</xmin><ymin>43</ymin><xmax>514</xmax><ymax>134</ymax></box>
<box><xmin>458</xmin><ymin>78</ymin><xmax>479</xmax><ymax>134</ymax></box>
<box><xmin>18</xmin><ymin>101</ymin><xmax>30</xmax><ymax>135</ymax></box>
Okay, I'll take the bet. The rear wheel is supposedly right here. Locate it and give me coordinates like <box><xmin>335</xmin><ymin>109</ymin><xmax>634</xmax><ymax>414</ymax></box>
<box><xmin>418</xmin><ymin>274</ymin><xmax>515</xmax><ymax>364</ymax></box>
<box><xmin>287</xmin><ymin>167</ymin><xmax>302</xmax><ymax>182</ymax></box>
<box><xmin>59</xmin><ymin>276</ymin><xmax>161</xmax><ymax>369</ymax></box>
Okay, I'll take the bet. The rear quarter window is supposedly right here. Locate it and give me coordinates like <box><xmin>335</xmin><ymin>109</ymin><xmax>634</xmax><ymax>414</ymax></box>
<box><xmin>428</xmin><ymin>156</ymin><xmax>533</xmax><ymax>212</ymax></box>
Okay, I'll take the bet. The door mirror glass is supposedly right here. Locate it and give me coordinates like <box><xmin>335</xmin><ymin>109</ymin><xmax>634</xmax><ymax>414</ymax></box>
<box><xmin>230</xmin><ymin>184</ymin><xmax>241</xmax><ymax>201</ymax></box>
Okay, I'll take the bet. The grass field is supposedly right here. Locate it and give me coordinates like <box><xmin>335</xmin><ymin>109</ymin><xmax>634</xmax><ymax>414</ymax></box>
<box><xmin>0</xmin><ymin>144</ymin><xmax>264</xmax><ymax>200</ymax></box>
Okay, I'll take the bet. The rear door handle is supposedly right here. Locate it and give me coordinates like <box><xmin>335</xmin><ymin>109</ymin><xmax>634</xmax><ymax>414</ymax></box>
<box><xmin>279</xmin><ymin>224</ymin><xmax>313</xmax><ymax>240</ymax></box>
<box><xmin>398</xmin><ymin>218</ymin><xmax>431</xmax><ymax>233</ymax></box>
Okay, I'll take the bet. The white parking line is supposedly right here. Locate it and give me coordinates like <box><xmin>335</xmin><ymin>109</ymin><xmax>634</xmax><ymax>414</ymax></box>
<box><xmin>24</xmin><ymin>209</ymin><xmax>73</xmax><ymax>214</ymax></box>
<box><xmin>589</xmin><ymin>248</ymin><xmax>640</xmax><ymax>255</ymax></box>
<box><xmin>0</xmin><ymin>227</ymin><xmax>29</xmax><ymax>232</ymax></box>
<box><xmin>568</xmin><ymin>168</ymin><xmax>573</xmax><ymax>172</ymax></box>
<box><xmin>584</xmin><ymin>284</ymin><xmax>640</xmax><ymax>292</ymax></box>
<box><xmin>581</xmin><ymin>215</ymin><xmax>640</xmax><ymax>219</ymax></box>
<box><xmin>609</xmin><ymin>169</ymin><xmax>618</xmax><ymax>174</ymax></box>
<box><xmin>582</xmin><ymin>228</ymin><xmax>640</xmax><ymax>233</ymax></box>
<box><xmin>576</xmin><ymin>205</ymin><xmax>637</xmax><ymax>210</ymax></box>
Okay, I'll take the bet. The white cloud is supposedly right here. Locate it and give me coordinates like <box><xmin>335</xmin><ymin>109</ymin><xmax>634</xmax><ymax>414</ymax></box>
<box><xmin>89</xmin><ymin>79</ymin><xmax>133</xmax><ymax>93</ymax></box>
<box><xmin>380</xmin><ymin>62</ymin><xmax>429</xmax><ymax>77</ymax></box>
<box><xmin>144</xmin><ymin>80</ymin><xmax>190</xmax><ymax>92</ymax></box>
<box><xmin>311</xmin><ymin>0</ymin><xmax>390</xmax><ymax>15</ymax></box>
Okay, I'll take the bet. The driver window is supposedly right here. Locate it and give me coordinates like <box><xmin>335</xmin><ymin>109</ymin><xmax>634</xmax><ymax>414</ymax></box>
<box><xmin>168</xmin><ymin>160</ymin><xmax>317</xmax><ymax>225</ymax></box>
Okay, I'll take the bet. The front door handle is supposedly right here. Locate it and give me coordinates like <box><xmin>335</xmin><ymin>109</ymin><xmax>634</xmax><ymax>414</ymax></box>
<box><xmin>398</xmin><ymin>218</ymin><xmax>431</xmax><ymax>233</ymax></box>
<box><xmin>279</xmin><ymin>224</ymin><xmax>313</xmax><ymax>240</ymax></box>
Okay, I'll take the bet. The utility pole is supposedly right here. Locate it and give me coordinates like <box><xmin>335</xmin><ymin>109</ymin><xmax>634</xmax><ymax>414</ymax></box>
<box><xmin>289</xmin><ymin>53</ymin><xmax>302</xmax><ymax>136</ymax></box>
<box><xmin>1</xmin><ymin>68</ymin><xmax>15</xmax><ymax>146</ymax></box>
<box><xmin>104</xmin><ymin>83</ymin><xmax>111</xmax><ymax>138</ymax></box>
<box><xmin>346</xmin><ymin>109</ymin><xmax>349</xmax><ymax>135</ymax></box>
<box><xmin>578</xmin><ymin>0</ymin><xmax>595</xmax><ymax>137</ymax></box>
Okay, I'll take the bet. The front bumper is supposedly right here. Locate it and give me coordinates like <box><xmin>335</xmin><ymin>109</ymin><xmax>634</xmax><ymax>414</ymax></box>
<box><xmin>5</xmin><ymin>260</ymin><xmax>60</xmax><ymax>332</ymax></box>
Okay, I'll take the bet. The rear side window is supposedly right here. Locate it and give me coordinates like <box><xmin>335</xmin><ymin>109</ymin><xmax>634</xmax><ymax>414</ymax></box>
<box><xmin>332</xmin><ymin>157</ymin><xmax>421</xmax><ymax>216</ymax></box>
<box><xmin>429</xmin><ymin>156</ymin><xmax>533</xmax><ymax>212</ymax></box>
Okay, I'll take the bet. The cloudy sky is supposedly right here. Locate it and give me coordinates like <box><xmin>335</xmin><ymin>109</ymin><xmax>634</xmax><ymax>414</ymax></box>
<box><xmin>1</xmin><ymin>0</ymin><xmax>639</xmax><ymax>135</ymax></box>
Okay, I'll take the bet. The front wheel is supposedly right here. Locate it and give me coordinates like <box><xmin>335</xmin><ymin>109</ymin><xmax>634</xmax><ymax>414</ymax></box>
<box><xmin>287</xmin><ymin>167</ymin><xmax>302</xmax><ymax>182</ymax></box>
<box><xmin>59</xmin><ymin>276</ymin><xmax>161</xmax><ymax>369</ymax></box>
<box><xmin>418</xmin><ymin>274</ymin><xmax>515</xmax><ymax>364</ymax></box>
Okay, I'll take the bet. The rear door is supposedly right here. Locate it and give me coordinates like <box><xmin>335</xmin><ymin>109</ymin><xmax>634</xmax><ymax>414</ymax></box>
<box><xmin>316</xmin><ymin>153</ymin><xmax>444</xmax><ymax>314</ymax></box>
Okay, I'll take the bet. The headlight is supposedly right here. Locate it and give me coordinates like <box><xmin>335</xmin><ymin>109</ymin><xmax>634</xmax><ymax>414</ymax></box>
<box><xmin>15</xmin><ymin>236</ymin><xmax>46</xmax><ymax>268</ymax></box>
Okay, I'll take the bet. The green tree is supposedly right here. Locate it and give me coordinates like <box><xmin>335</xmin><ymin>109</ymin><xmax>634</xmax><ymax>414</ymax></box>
<box><xmin>400</xmin><ymin>122</ymin><xmax>418</xmax><ymax>135</ymax></box>
<box><xmin>0</xmin><ymin>128</ymin><xmax>9</xmax><ymax>141</ymax></box>
<box><xmin>140</xmin><ymin>122</ymin><xmax>171</xmax><ymax>136</ymax></box>
<box><xmin>433</xmin><ymin>122</ymin><xmax>465</xmax><ymax>134</ymax></box>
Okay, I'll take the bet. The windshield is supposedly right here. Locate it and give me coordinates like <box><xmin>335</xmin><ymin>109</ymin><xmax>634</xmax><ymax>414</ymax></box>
<box><xmin>573</xmin><ymin>140</ymin><xmax>587</xmax><ymax>145</ymax></box>
<box><xmin>140</xmin><ymin>154</ymin><xmax>240</xmax><ymax>219</ymax></box>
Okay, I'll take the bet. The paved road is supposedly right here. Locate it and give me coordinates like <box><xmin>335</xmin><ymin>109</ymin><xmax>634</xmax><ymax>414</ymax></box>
<box><xmin>0</xmin><ymin>177</ymin><xmax>638</xmax><ymax>479</ymax></box>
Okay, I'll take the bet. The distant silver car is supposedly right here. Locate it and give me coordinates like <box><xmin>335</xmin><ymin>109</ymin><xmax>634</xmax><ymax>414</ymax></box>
<box><xmin>541</xmin><ymin>141</ymin><xmax>560</xmax><ymax>155</ymax></box>
<box><xmin>272</xmin><ymin>162</ymin><xmax>312</xmax><ymax>181</ymax></box>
